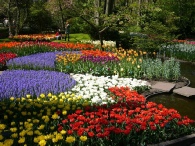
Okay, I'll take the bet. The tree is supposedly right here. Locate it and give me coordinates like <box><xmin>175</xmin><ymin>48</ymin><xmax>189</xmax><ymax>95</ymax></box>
<box><xmin>13</xmin><ymin>0</ymin><xmax>32</xmax><ymax>35</ymax></box>
<box><xmin>163</xmin><ymin>0</ymin><xmax>195</xmax><ymax>38</ymax></box>
<box><xmin>0</xmin><ymin>0</ymin><xmax>33</xmax><ymax>36</ymax></box>
<box><xmin>60</xmin><ymin>0</ymin><xmax>131</xmax><ymax>48</ymax></box>
<box><xmin>28</xmin><ymin>1</ymin><xmax>53</xmax><ymax>32</ymax></box>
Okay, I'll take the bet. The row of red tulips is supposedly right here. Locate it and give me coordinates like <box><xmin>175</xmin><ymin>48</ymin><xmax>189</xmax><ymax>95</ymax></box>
<box><xmin>0</xmin><ymin>53</ymin><xmax>17</xmax><ymax>66</ymax></box>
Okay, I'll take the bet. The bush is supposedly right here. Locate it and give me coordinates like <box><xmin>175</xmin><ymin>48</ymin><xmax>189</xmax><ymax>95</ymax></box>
<box><xmin>0</xmin><ymin>28</ymin><xmax>9</xmax><ymax>39</ymax></box>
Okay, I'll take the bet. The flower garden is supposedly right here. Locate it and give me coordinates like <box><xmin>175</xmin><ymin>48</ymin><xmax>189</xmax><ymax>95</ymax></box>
<box><xmin>12</xmin><ymin>34</ymin><xmax>56</xmax><ymax>41</ymax></box>
<box><xmin>0</xmin><ymin>40</ymin><xmax>195</xmax><ymax>146</ymax></box>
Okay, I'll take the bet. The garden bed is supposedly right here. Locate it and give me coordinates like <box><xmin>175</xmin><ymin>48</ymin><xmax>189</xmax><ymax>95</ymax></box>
<box><xmin>0</xmin><ymin>42</ymin><xmax>195</xmax><ymax>146</ymax></box>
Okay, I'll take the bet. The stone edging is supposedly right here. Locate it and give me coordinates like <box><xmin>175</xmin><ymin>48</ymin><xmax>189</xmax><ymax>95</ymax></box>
<box><xmin>143</xmin><ymin>76</ymin><xmax>191</xmax><ymax>99</ymax></box>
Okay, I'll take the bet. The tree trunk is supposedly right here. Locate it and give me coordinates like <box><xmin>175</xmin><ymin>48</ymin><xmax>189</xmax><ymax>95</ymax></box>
<box><xmin>105</xmin><ymin>0</ymin><xmax>115</xmax><ymax>15</ymax></box>
<box><xmin>137</xmin><ymin>0</ymin><xmax>141</xmax><ymax>26</ymax></box>
<box><xmin>15</xmin><ymin>0</ymin><xmax>20</xmax><ymax>35</ymax></box>
<box><xmin>94</xmin><ymin>0</ymin><xmax>100</xmax><ymax>25</ymax></box>
<box><xmin>58</xmin><ymin>0</ymin><xmax>65</xmax><ymax>30</ymax></box>
<box><xmin>7</xmin><ymin>0</ymin><xmax>13</xmax><ymax>38</ymax></box>
<box><xmin>99</xmin><ymin>26</ymin><xmax>109</xmax><ymax>50</ymax></box>
<box><xmin>99</xmin><ymin>32</ymin><xmax>103</xmax><ymax>49</ymax></box>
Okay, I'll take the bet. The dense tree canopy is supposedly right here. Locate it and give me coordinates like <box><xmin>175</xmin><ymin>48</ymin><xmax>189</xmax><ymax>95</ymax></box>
<box><xmin>0</xmin><ymin>0</ymin><xmax>194</xmax><ymax>42</ymax></box>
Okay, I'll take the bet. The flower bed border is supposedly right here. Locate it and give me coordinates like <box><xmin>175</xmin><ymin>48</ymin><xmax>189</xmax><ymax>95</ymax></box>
<box><xmin>142</xmin><ymin>76</ymin><xmax>190</xmax><ymax>99</ymax></box>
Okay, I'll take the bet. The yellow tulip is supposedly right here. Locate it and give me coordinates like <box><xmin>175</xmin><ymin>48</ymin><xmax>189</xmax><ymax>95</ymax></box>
<box><xmin>0</xmin><ymin>135</ymin><xmax>3</xmax><ymax>140</ymax></box>
<box><xmin>10</xmin><ymin>127</ymin><xmax>17</xmax><ymax>132</ymax></box>
<box><xmin>60</xmin><ymin>130</ymin><xmax>66</xmax><ymax>135</ymax></box>
<box><xmin>4</xmin><ymin>139</ymin><xmax>14</xmax><ymax>145</ymax></box>
<box><xmin>52</xmin><ymin>113</ymin><xmax>58</xmax><ymax>120</ymax></box>
<box><xmin>10</xmin><ymin>97</ymin><xmax>15</xmax><ymax>101</ymax></box>
<box><xmin>26</xmin><ymin>94</ymin><xmax>31</xmax><ymax>98</ymax></box>
<box><xmin>80</xmin><ymin>136</ymin><xmax>87</xmax><ymax>142</ymax></box>
<box><xmin>65</xmin><ymin>136</ymin><xmax>75</xmax><ymax>143</ymax></box>
<box><xmin>18</xmin><ymin>137</ymin><xmax>25</xmax><ymax>144</ymax></box>
<box><xmin>38</xmin><ymin>125</ymin><xmax>45</xmax><ymax>130</ymax></box>
<box><xmin>11</xmin><ymin>133</ymin><xmax>18</xmax><ymax>138</ymax></box>
<box><xmin>62</xmin><ymin>110</ymin><xmax>67</xmax><ymax>115</ymax></box>
<box><xmin>39</xmin><ymin>139</ymin><xmax>47</xmax><ymax>146</ymax></box>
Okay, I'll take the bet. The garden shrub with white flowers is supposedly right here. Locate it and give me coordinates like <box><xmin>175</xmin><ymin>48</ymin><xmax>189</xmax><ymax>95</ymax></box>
<box><xmin>0</xmin><ymin>41</ymin><xmax>195</xmax><ymax>146</ymax></box>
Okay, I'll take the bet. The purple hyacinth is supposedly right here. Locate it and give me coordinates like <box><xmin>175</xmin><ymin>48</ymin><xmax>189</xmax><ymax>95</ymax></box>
<box><xmin>7</xmin><ymin>51</ymin><xmax>81</xmax><ymax>70</ymax></box>
<box><xmin>0</xmin><ymin>70</ymin><xmax>77</xmax><ymax>99</ymax></box>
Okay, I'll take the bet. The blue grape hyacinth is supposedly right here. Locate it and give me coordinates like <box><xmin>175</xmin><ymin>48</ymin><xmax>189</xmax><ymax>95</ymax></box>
<box><xmin>0</xmin><ymin>70</ymin><xmax>77</xmax><ymax>99</ymax></box>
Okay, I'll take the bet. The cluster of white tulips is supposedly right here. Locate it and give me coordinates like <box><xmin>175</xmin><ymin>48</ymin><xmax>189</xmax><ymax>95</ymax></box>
<box><xmin>67</xmin><ymin>73</ymin><xmax>150</xmax><ymax>105</ymax></box>
<box><xmin>81</xmin><ymin>40</ymin><xmax>116</xmax><ymax>47</ymax></box>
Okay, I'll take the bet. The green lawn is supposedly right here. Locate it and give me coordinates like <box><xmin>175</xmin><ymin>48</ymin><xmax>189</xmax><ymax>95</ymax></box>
<box><xmin>0</xmin><ymin>38</ymin><xmax>12</xmax><ymax>42</ymax></box>
<box><xmin>53</xmin><ymin>33</ymin><xmax>91</xmax><ymax>43</ymax></box>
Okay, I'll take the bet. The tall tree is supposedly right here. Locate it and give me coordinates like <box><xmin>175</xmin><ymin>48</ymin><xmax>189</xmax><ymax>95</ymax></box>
<box><xmin>28</xmin><ymin>1</ymin><xmax>53</xmax><ymax>32</ymax></box>
<box><xmin>14</xmin><ymin>0</ymin><xmax>32</xmax><ymax>35</ymax></box>
<box><xmin>0</xmin><ymin>0</ymin><xmax>33</xmax><ymax>36</ymax></box>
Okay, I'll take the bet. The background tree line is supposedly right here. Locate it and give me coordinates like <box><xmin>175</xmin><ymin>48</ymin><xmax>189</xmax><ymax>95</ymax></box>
<box><xmin>0</xmin><ymin>0</ymin><xmax>194</xmax><ymax>49</ymax></box>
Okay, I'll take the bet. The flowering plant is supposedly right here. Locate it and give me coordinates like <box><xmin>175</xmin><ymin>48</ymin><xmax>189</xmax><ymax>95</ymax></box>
<box><xmin>12</xmin><ymin>34</ymin><xmax>56</xmax><ymax>41</ymax></box>
<box><xmin>7</xmin><ymin>51</ymin><xmax>80</xmax><ymax>70</ymax></box>
<box><xmin>0</xmin><ymin>41</ymin><xmax>95</xmax><ymax>57</ymax></box>
<box><xmin>0</xmin><ymin>87</ymin><xmax>194</xmax><ymax>146</ymax></box>
<box><xmin>0</xmin><ymin>42</ymin><xmax>21</xmax><ymax>50</ymax></box>
<box><xmin>0</xmin><ymin>53</ymin><xmax>17</xmax><ymax>68</ymax></box>
<box><xmin>0</xmin><ymin>70</ymin><xmax>76</xmax><ymax>98</ymax></box>
<box><xmin>56</xmin><ymin>49</ymin><xmax>180</xmax><ymax>80</ymax></box>
<box><xmin>0</xmin><ymin>41</ymin><xmax>194</xmax><ymax>146</ymax></box>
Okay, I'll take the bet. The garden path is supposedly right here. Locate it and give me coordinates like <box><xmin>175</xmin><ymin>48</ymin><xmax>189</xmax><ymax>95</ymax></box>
<box><xmin>143</xmin><ymin>77</ymin><xmax>195</xmax><ymax>98</ymax></box>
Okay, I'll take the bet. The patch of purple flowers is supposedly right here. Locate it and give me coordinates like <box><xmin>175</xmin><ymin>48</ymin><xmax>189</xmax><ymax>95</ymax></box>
<box><xmin>6</xmin><ymin>52</ymin><xmax>60</xmax><ymax>70</ymax></box>
<box><xmin>6</xmin><ymin>51</ymin><xmax>81</xmax><ymax>70</ymax></box>
<box><xmin>80</xmin><ymin>55</ymin><xmax>119</xmax><ymax>64</ymax></box>
<box><xmin>0</xmin><ymin>70</ymin><xmax>77</xmax><ymax>99</ymax></box>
